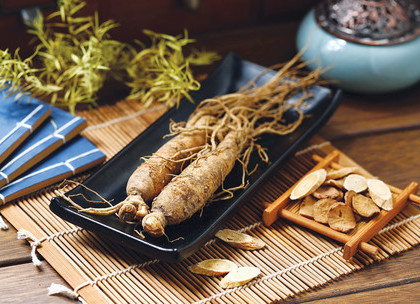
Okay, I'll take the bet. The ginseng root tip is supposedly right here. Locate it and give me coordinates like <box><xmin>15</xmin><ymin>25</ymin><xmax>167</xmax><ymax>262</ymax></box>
<box><xmin>142</xmin><ymin>214</ymin><xmax>165</xmax><ymax>237</ymax></box>
<box><xmin>136</xmin><ymin>205</ymin><xmax>149</xmax><ymax>219</ymax></box>
<box><xmin>118</xmin><ymin>203</ymin><xmax>137</xmax><ymax>222</ymax></box>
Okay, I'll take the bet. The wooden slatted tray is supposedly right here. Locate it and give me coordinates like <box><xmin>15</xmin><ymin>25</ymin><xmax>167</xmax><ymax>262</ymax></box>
<box><xmin>263</xmin><ymin>150</ymin><xmax>419</xmax><ymax>260</ymax></box>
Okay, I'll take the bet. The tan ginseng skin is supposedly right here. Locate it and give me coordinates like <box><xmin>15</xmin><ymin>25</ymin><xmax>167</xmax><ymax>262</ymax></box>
<box><xmin>119</xmin><ymin>115</ymin><xmax>214</xmax><ymax>222</ymax></box>
<box><xmin>142</xmin><ymin>130</ymin><xmax>247</xmax><ymax>237</ymax></box>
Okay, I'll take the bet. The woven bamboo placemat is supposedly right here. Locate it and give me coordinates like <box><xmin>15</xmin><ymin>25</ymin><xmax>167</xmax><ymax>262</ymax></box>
<box><xmin>1</xmin><ymin>100</ymin><xmax>420</xmax><ymax>304</ymax></box>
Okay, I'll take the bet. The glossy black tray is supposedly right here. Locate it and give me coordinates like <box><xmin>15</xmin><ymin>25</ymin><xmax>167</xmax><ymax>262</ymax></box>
<box><xmin>50</xmin><ymin>53</ymin><xmax>342</xmax><ymax>262</ymax></box>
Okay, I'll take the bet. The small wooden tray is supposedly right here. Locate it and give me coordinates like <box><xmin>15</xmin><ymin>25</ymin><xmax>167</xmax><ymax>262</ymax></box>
<box><xmin>263</xmin><ymin>150</ymin><xmax>419</xmax><ymax>259</ymax></box>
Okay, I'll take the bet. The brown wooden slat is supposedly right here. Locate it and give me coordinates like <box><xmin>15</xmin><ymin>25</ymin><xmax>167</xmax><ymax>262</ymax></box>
<box><xmin>0</xmin><ymin>262</ymin><xmax>74</xmax><ymax>304</ymax></box>
<box><xmin>333</xmin><ymin>129</ymin><xmax>420</xmax><ymax>189</ymax></box>
<box><xmin>320</xmin><ymin>87</ymin><xmax>420</xmax><ymax>141</ymax></box>
<box><xmin>0</xmin><ymin>217</ymin><xmax>32</xmax><ymax>266</ymax></box>
<box><xmin>285</xmin><ymin>280</ymin><xmax>420</xmax><ymax>304</ymax></box>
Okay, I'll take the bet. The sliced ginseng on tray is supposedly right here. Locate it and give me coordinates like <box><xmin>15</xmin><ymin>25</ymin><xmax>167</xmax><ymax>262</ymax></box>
<box><xmin>344</xmin><ymin>174</ymin><xmax>368</xmax><ymax>193</ymax></box>
<box><xmin>290</xmin><ymin>169</ymin><xmax>326</xmax><ymax>200</ymax></box>
<box><xmin>328</xmin><ymin>203</ymin><xmax>357</xmax><ymax>233</ymax></box>
<box><xmin>351</xmin><ymin>194</ymin><xmax>380</xmax><ymax>218</ymax></box>
<box><xmin>215</xmin><ymin>229</ymin><xmax>265</xmax><ymax>250</ymax></box>
<box><xmin>264</xmin><ymin>150</ymin><xmax>419</xmax><ymax>260</ymax></box>
<box><xmin>344</xmin><ymin>190</ymin><xmax>357</xmax><ymax>206</ymax></box>
<box><xmin>324</xmin><ymin>178</ymin><xmax>345</xmax><ymax>189</ymax></box>
<box><xmin>219</xmin><ymin>266</ymin><xmax>261</xmax><ymax>289</ymax></box>
<box><xmin>313</xmin><ymin>186</ymin><xmax>343</xmax><ymax>200</ymax></box>
<box><xmin>299</xmin><ymin>196</ymin><xmax>317</xmax><ymax>219</ymax></box>
<box><xmin>188</xmin><ymin>259</ymin><xmax>237</xmax><ymax>276</ymax></box>
<box><xmin>367</xmin><ymin>179</ymin><xmax>394</xmax><ymax>210</ymax></box>
<box><xmin>313</xmin><ymin>198</ymin><xmax>337</xmax><ymax>224</ymax></box>
<box><xmin>326</xmin><ymin>166</ymin><xmax>360</xmax><ymax>179</ymax></box>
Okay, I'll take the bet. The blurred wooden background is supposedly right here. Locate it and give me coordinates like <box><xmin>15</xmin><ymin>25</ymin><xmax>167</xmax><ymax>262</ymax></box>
<box><xmin>0</xmin><ymin>0</ymin><xmax>320</xmax><ymax>58</ymax></box>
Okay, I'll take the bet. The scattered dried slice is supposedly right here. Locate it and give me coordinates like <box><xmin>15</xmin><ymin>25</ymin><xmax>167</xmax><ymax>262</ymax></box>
<box><xmin>290</xmin><ymin>169</ymin><xmax>327</xmax><ymax>200</ymax></box>
<box><xmin>188</xmin><ymin>259</ymin><xmax>237</xmax><ymax>276</ymax></box>
<box><xmin>352</xmin><ymin>194</ymin><xmax>380</xmax><ymax>218</ymax></box>
<box><xmin>313</xmin><ymin>186</ymin><xmax>343</xmax><ymax>201</ymax></box>
<box><xmin>313</xmin><ymin>198</ymin><xmax>337</xmax><ymax>224</ymax></box>
<box><xmin>344</xmin><ymin>190</ymin><xmax>357</xmax><ymax>206</ymax></box>
<box><xmin>216</xmin><ymin>229</ymin><xmax>265</xmax><ymax>250</ymax></box>
<box><xmin>299</xmin><ymin>196</ymin><xmax>317</xmax><ymax>219</ymax></box>
<box><xmin>324</xmin><ymin>178</ymin><xmax>345</xmax><ymax>189</ymax></box>
<box><xmin>219</xmin><ymin>266</ymin><xmax>260</xmax><ymax>289</ymax></box>
<box><xmin>367</xmin><ymin>179</ymin><xmax>393</xmax><ymax>211</ymax></box>
<box><xmin>326</xmin><ymin>167</ymin><xmax>360</xmax><ymax>179</ymax></box>
<box><xmin>327</xmin><ymin>203</ymin><xmax>357</xmax><ymax>233</ymax></box>
<box><xmin>344</xmin><ymin>174</ymin><xmax>368</xmax><ymax>193</ymax></box>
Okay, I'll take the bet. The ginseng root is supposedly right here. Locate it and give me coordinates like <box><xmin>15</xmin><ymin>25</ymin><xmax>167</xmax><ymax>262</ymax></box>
<box><xmin>80</xmin><ymin>115</ymin><xmax>215</xmax><ymax>222</ymax></box>
<box><xmin>119</xmin><ymin>115</ymin><xmax>216</xmax><ymax>221</ymax></box>
<box><xmin>142</xmin><ymin>130</ymin><xmax>247</xmax><ymax>237</ymax></box>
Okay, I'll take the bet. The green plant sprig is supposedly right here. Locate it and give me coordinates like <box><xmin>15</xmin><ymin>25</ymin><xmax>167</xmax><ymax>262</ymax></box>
<box><xmin>0</xmin><ymin>0</ymin><xmax>219</xmax><ymax>113</ymax></box>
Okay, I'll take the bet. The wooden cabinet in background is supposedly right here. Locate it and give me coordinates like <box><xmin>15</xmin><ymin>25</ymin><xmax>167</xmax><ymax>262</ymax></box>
<box><xmin>0</xmin><ymin>0</ymin><xmax>320</xmax><ymax>55</ymax></box>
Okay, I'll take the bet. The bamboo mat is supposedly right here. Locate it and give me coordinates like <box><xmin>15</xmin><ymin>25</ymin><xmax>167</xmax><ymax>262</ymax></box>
<box><xmin>1</xmin><ymin>100</ymin><xmax>420</xmax><ymax>304</ymax></box>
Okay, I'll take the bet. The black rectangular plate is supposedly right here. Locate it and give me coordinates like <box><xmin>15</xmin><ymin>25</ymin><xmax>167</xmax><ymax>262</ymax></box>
<box><xmin>50</xmin><ymin>53</ymin><xmax>342</xmax><ymax>262</ymax></box>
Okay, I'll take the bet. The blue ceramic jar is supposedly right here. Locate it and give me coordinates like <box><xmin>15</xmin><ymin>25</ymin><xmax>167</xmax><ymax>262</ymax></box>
<box><xmin>297</xmin><ymin>10</ymin><xmax>420</xmax><ymax>94</ymax></box>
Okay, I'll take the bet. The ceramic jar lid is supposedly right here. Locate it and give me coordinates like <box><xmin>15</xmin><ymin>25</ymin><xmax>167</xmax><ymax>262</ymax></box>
<box><xmin>315</xmin><ymin>0</ymin><xmax>420</xmax><ymax>45</ymax></box>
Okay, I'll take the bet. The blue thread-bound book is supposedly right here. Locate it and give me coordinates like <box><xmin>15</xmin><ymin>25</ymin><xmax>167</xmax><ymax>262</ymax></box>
<box><xmin>0</xmin><ymin>92</ymin><xmax>52</xmax><ymax>165</ymax></box>
<box><xmin>0</xmin><ymin>102</ymin><xmax>87</xmax><ymax>188</ymax></box>
<box><xmin>0</xmin><ymin>136</ymin><xmax>106</xmax><ymax>205</ymax></box>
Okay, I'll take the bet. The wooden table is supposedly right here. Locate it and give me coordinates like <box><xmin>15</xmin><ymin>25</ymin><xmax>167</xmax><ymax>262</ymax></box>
<box><xmin>1</xmin><ymin>22</ymin><xmax>419</xmax><ymax>304</ymax></box>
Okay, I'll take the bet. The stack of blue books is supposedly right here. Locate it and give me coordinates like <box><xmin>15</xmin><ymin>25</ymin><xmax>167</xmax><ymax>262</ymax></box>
<box><xmin>0</xmin><ymin>91</ymin><xmax>106</xmax><ymax>205</ymax></box>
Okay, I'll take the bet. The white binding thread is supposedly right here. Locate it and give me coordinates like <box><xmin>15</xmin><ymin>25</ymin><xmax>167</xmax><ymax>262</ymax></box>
<box><xmin>17</xmin><ymin>227</ymin><xmax>83</xmax><ymax>267</ymax></box>
<box><xmin>50</xmin><ymin>117</ymin><xmax>83</xmax><ymax>145</ymax></box>
<box><xmin>380</xmin><ymin>214</ymin><xmax>420</xmax><ymax>233</ymax></box>
<box><xmin>48</xmin><ymin>283</ymin><xmax>87</xmax><ymax>304</ymax></box>
<box><xmin>1</xmin><ymin>135</ymin><xmax>52</xmax><ymax>171</ymax></box>
<box><xmin>47</xmin><ymin>259</ymin><xmax>159</xmax><ymax>304</ymax></box>
<box><xmin>64</xmin><ymin>161</ymin><xmax>76</xmax><ymax>174</ymax></box>
<box><xmin>0</xmin><ymin>193</ymin><xmax>5</xmax><ymax>205</ymax></box>
<box><xmin>53</xmin><ymin>132</ymin><xmax>66</xmax><ymax>144</ymax></box>
<box><xmin>0</xmin><ymin>117</ymin><xmax>83</xmax><ymax>173</ymax></box>
<box><xmin>16</xmin><ymin>122</ymin><xmax>33</xmax><ymax>132</ymax></box>
<box><xmin>0</xmin><ymin>215</ymin><xmax>9</xmax><ymax>230</ymax></box>
<box><xmin>0</xmin><ymin>149</ymin><xmax>101</xmax><ymax>192</ymax></box>
<box><xmin>0</xmin><ymin>171</ymin><xmax>9</xmax><ymax>184</ymax></box>
<box><xmin>45</xmin><ymin>213</ymin><xmax>420</xmax><ymax>304</ymax></box>
<box><xmin>0</xmin><ymin>105</ymin><xmax>44</xmax><ymax>146</ymax></box>
<box><xmin>83</xmin><ymin>105</ymin><xmax>166</xmax><ymax>133</ymax></box>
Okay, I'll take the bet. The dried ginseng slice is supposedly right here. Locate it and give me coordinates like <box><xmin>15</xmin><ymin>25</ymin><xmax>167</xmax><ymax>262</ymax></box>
<box><xmin>313</xmin><ymin>198</ymin><xmax>337</xmax><ymax>224</ymax></box>
<box><xmin>290</xmin><ymin>169</ymin><xmax>326</xmax><ymax>200</ymax></box>
<box><xmin>352</xmin><ymin>194</ymin><xmax>380</xmax><ymax>218</ymax></box>
<box><xmin>219</xmin><ymin>266</ymin><xmax>260</xmax><ymax>289</ymax></box>
<box><xmin>344</xmin><ymin>190</ymin><xmax>357</xmax><ymax>206</ymax></box>
<box><xmin>324</xmin><ymin>178</ymin><xmax>345</xmax><ymax>189</ymax></box>
<box><xmin>313</xmin><ymin>186</ymin><xmax>343</xmax><ymax>201</ymax></box>
<box><xmin>299</xmin><ymin>195</ymin><xmax>317</xmax><ymax>219</ymax></box>
<box><xmin>188</xmin><ymin>259</ymin><xmax>237</xmax><ymax>276</ymax></box>
<box><xmin>216</xmin><ymin>229</ymin><xmax>265</xmax><ymax>250</ymax></box>
<box><xmin>344</xmin><ymin>174</ymin><xmax>368</xmax><ymax>193</ymax></box>
<box><xmin>326</xmin><ymin>167</ymin><xmax>360</xmax><ymax>179</ymax></box>
<box><xmin>367</xmin><ymin>179</ymin><xmax>393</xmax><ymax>210</ymax></box>
<box><xmin>328</xmin><ymin>203</ymin><xmax>357</xmax><ymax>233</ymax></box>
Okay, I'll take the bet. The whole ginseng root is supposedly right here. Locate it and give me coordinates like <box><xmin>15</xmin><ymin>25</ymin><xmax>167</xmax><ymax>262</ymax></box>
<box><xmin>79</xmin><ymin>115</ymin><xmax>214</xmax><ymax>222</ymax></box>
<box><xmin>142</xmin><ymin>130</ymin><xmax>247</xmax><ymax>237</ymax></box>
<box><xmin>118</xmin><ymin>115</ymin><xmax>215</xmax><ymax>222</ymax></box>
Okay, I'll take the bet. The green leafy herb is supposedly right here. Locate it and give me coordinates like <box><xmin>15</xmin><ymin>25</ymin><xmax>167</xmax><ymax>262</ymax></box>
<box><xmin>0</xmin><ymin>0</ymin><xmax>218</xmax><ymax>113</ymax></box>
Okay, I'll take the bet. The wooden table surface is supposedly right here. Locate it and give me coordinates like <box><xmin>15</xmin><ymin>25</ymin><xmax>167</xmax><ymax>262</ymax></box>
<box><xmin>1</xmin><ymin>21</ymin><xmax>419</xmax><ymax>304</ymax></box>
